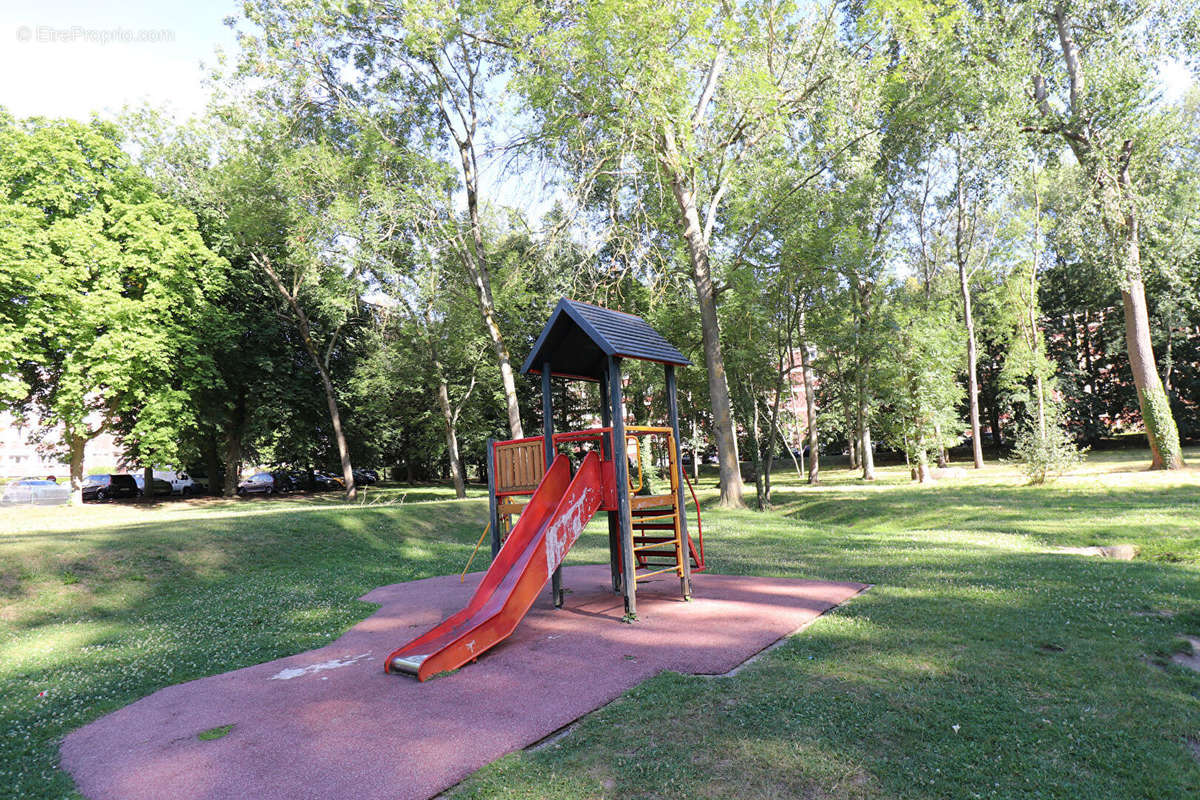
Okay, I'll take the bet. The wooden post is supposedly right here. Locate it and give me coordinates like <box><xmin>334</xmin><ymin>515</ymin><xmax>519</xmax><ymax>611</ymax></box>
<box><xmin>542</xmin><ymin>362</ymin><xmax>563</xmax><ymax>608</ymax></box>
<box><xmin>600</xmin><ymin>370</ymin><xmax>620</xmax><ymax>592</ymax></box>
<box><xmin>487</xmin><ymin>437</ymin><xmax>501</xmax><ymax>558</ymax></box>
<box><xmin>665</xmin><ymin>365</ymin><xmax>692</xmax><ymax>600</ymax></box>
<box><xmin>609</xmin><ymin>356</ymin><xmax>637</xmax><ymax>618</ymax></box>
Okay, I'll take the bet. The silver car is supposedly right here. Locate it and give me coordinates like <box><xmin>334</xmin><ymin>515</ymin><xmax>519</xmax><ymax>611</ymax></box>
<box><xmin>2</xmin><ymin>479</ymin><xmax>71</xmax><ymax>506</ymax></box>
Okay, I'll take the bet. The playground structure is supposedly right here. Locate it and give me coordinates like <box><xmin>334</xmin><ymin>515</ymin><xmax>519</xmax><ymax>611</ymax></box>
<box><xmin>385</xmin><ymin>298</ymin><xmax>705</xmax><ymax>681</ymax></box>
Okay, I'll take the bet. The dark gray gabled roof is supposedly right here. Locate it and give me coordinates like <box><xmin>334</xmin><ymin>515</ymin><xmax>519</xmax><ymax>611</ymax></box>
<box><xmin>521</xmin><ymin>298</ymin><xmax>691</xmax><ymax>381</ymax></box>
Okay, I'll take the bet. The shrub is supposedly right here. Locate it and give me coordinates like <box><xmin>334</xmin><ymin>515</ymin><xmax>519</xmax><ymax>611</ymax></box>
<box><xmin>1011</xmin><ymin>420</ymin><xmax>1087</xmax><ymax>484</ymax></box>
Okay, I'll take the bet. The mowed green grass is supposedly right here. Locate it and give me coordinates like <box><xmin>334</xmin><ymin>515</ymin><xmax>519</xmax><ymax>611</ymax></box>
<box><xmin>1</xmin><ymin>450</ymin><xmax>1198</xmax><ymax>799</ymax></box>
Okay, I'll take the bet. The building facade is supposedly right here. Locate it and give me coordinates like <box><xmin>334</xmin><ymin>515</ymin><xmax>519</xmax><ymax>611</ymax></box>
<box><xmin>0</xmin><ymin>413</ymin><xmax>123</xmax><ymax>479</ymax></box>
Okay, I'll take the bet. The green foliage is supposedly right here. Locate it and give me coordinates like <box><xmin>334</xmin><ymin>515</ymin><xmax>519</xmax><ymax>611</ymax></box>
<box><xmin>1010</xmin><ymin>414</ymin><xmax>1088</xmax><ymax>485</ymax></box>
<box><xmin>0</xmin><ymin>111</ymin><xmax>227</xmax><ymax>479</ymax></box>
<box><xmin>1140</xmin><ymin>383</ymin><xmax>1184</xmax><ymax>465</ymax></box>
<box><xmin>877</xmin><ymin>283</ymin><xmax>966</xmax><ymax>477</ymax></box>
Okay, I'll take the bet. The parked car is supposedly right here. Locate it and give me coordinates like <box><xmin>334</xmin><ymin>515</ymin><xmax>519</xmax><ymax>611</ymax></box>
<box><xmin>82</xmin><ymin>474</ymin><xmax>140</xmax><ymax>502</ymax></box>
<box><xmin>1</xmin><ymin>478</ymin><xmax>71</xmax><ymax>506</ymax></box>
<box><xmin>132</xmin><ymin>474</ymin><xmax>173</xmax><ymax>497</ymax></box>
<box><xmin>352</xmin><ymin>469</ymin><xmax>378</xmax><ymax>486</ymax></box>
<box><xmin>156</xmin><ymin>470</ymin><xmax>196</xmax><ymax>495</ymax></box>
<box><xmin>186</xmin><ymin>470</ymin><xmax>211</xmax><ymax>495</ymax></box>
<box><xmin>237</xmin><ymin>472</ymin><xmax>276</xmax><ymax>496</ymax></box>
<box><xmin>270</xmin><ymin>471</ymin><xmax>302</xmax><ymax>494</ymax></box>
<box><xmin>312</xmin><ymin>472</ymin><xmax>344</xmax><ymax>491</ymax></box>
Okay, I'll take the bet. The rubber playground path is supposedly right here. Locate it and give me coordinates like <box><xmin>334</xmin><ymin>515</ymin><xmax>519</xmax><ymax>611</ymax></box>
<box><xmin>61</xmin><ymin>565</ymin><xmax>866</xmax><ymax>800</ymax></box>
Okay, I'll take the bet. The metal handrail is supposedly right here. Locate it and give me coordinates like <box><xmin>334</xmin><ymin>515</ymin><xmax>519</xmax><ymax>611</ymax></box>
<box><xmin>681</xmin><ymin>469</ymin><xmax>704</xmax><ymax>568</ymax></box>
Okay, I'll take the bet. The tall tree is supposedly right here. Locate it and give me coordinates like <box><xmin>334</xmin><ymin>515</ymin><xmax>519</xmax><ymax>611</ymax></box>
<box><xmin>0</xmin><ymin>113</ymin><xmax>226</xmax><ymax>501</ymax></box>
<box><xmin>517</xmin><ymin>0</ymin><xmax>852</xmax><ymax>506</ymax></box>
<box><xmin>218</xmin><ymin>121</ymin><xmax>392</xmax><ymax>500</ymax></box>
<box><xmin>236</xmin><ymin>0</ymin><xmax>533</xmax><ymax>440</ymax></box>
<box><xmin>879</xmin><ymin>282</ymin><xmax>966</xmax><ymax>482</ymax></box>
<box><xmin>996</xmin><ymin>0</ymin><xmax>1191</xmax><ymax>469</ymax></box>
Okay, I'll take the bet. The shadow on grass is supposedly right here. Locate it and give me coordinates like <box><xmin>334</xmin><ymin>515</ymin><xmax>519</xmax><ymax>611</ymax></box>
<box><xmin>453</xmin><ymin>546</ymin><xmax>1200</xmax><ymax>800</ymax></box>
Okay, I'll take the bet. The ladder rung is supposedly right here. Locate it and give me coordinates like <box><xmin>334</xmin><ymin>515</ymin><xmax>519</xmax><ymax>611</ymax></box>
<box><xmin>633</xmin><ymin>541</ymin><xmax>679</xmax><ymax>553</ymax></box>
<box><xmin>636</xmin><ymin>566</ymin><xmax>682</xmax><ymax>580</ymax></box>
<box><xmin>631</xmin><ymin>512</ymin><xmax>676</xmax><ymax>523</ymax></box>
<box><xmin>632</xmin><ymin>523</ymin><xmax>675</xmax><ymax>530</ymax></box>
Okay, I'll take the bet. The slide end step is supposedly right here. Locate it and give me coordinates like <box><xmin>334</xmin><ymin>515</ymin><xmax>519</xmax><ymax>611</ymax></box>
<box><xmin>387</xmin><ymin>654</ymin><xmax>427</xmax><ymax>676</ymax></box>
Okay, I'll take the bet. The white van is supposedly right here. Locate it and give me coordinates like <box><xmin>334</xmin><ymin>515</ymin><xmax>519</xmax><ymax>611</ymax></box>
<box><xmin>152</xmin><ymin>469</ymin><xmax>196</xmax><ymax>496</ymax></box>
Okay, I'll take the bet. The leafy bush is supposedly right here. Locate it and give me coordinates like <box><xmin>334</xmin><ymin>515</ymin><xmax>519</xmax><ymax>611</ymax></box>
<box><xmin>1011</xmin><ymin>420</ymin><xmax>1087</xmax><ymax>484</ymax></box>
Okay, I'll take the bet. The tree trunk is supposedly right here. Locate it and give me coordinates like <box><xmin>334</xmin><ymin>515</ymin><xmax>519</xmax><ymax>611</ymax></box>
<box><xmin>142</xmin><ymin>466</ymin><xmax>154</xmax><ymax>503</ymax></box>
<box><xmin>1030</xmin><ymin>168</ymin><xmax>1048</xmax><ymax>440</ymax></box>
<box><xmin>915</xmin><ymin>442</ymin><xmax>933</xmax><ymax>483</ymax></box>
<box><xmin>222</xmin><ymin>389</ymin><xmax>246</xmax><ymax>497</ymax></box>
<box><xmin>458</xmin><ymin>241</ymin><xmax>523</xmax><ymax>441</ymax></box>
<box><xmin>203</xmin><ymin>436</ymin><xmax>221</xmax><ymax>498</ymax></box>
<box><xmin>1116</xmin><ymin>152</ymin><xmax>1184</xmax><ymax>469</ymax></box>
<box><xmin>436</xmin><ymin>376</ymin><xmax>466</xmax><ymax>499</ymax></box>
<box><xmin>68</xmin><ymin>433</ymin><xmax>85</xmax><ymax>505</ymax></box>
<box><xmin>990</xmin><ymin>397</ymin><xmax>1003</xmax><ymax>450</ymax></box>
<box><xmin>451</xmin><ymin>121</ymin><xmax>525</xmax><ymax>441</ymax></box>
<box><xmin>959</xmin><ymin>261</ymin><xmax>984</xmax><ymax>468</ymax></box>
<box><xmin>856</xmin><ymin>386</ymin><xmax>875</xmax><ymax>480</ymax></box>
<box><xmin>689</xmin><ymin>406</ymin><xmax>700</xmax><ymax>482</ymax></box>
<box><xmin>797</xmin><ymin>330</ymin><xmax>820</xmax><ymax>484</ymax></box>
<box><xmin>1122</xmin><ymin>279</ymin><xmax>1183</xmax><ymax>468</ymax></box>
<box><xmin>223</xmin><ymin>431</ymin><xmax>241</xmax><ymax>497</ymax></box>
<box><xmin>847</xmin><ymin>409</ymin><xmax>859</xmax><ymax>470</ymax></box>
<box><xmin>316</xmin><ymin>365</ymin><xmax>357</xmax><ymax>500</ymax></box>
<box><xmin>859</xmin><ymin>407</ymin><xmax>876</xmax><ymax>481</ymax></box>
<box><xmin>749</xmin><ymin>392</ymin><xmax>766</xmax><ymax>509</ymax></box>
<box><xmin>662</xmin><ymin>142</ymin><xmax>744</xmax><ymax>508</ymax></box>
<box><xmin>258</xmin><ymin>255</ymin><xmax>357</xmax><ymax>499</ymax></box>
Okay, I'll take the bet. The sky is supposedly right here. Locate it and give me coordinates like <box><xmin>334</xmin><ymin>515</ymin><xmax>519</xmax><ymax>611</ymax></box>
<box><xmin>0</xmin><ymin>0</ymin><xmax>239</xmax><ymax>121</ymax></box>
<box><xmin>3</xmin><ymin>0</ymin><xmax>1196</xmax><ymax>123</ymax></box>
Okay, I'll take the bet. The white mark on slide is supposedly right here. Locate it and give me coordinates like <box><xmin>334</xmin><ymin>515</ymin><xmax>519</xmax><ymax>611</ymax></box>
<box><xmin>545</xmin><ymin>485</ymin><xmax>597</xmax><ymax>572</ymax></box>
<box><xmin>466</xmin><ymin>640</ymin><xmax>476</xmax><ymax>654</ymax></box>
<box><xmin>268</xmin><ymin>652</ymin><xmax>371</xmax><ymax>681</ymax></box>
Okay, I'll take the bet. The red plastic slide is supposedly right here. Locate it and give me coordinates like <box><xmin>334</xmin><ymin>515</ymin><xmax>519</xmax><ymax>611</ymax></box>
<box><xmin>385</xmin><ymin>451</ymin><xmax>604</xmax><ymax>681</ymax></box>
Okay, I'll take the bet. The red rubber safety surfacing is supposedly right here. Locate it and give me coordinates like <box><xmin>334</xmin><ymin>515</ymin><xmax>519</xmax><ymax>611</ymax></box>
<box><xmin>61</xmin><ymin>565</ymin><xmax>866</xmax><ymax>800</ymax></box>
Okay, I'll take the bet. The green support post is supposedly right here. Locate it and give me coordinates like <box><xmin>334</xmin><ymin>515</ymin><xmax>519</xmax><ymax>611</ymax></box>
<box><xmin>487</xmin><ymin>437</ymin><xmax>501</xmax><ymax>558</ymax></box>
<box><xmin>600</xmin><ymin>370</ymin><xmax>621</xmax><ymax>592</ymax></box>
<box><xmin>542</xmin><ymin>361</ymin><xmax>563</xmax><ymax>608</ymax></box>
<box><xmin>608</xmin><ymin>355</ymin><xmax>637</xmax><ymax>618</ymax></box>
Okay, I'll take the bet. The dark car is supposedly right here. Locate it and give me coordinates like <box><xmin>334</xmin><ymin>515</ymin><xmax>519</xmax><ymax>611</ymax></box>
<box><xmin>352</xmin><ymin>469</ymin><xmax>378</xmax><ymax>486</ymax></box>
<box><xmin>312</xmin><ymin>472</ymin><xmax>343</xmax><ymax>491</ymax></box>
<box><xmin>270</xmin><ymin>471</ymin><xmax>302</xmax><ymax>494</ymax></box>
<box><xmin>237</xmin><ymin>473</ymin><xmax>276</xmax><ymax>496</ymax></box>
<box><xmin>132</xmin><ymin>474</ymin><xmax>173</xmax><ymax>497</ymax></box>
<box><xmin>82</xmin><ymin>474</ymin><xmax>139</xmax><ymax>502</ymax></box>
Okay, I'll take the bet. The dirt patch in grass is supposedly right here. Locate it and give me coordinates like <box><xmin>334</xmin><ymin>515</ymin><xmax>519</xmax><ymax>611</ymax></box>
<box><xmin>1171</xmin><ymin>636</ymin><xmax>1200</xmax><ymax>674</ymax></box>
<box><xmin>1055</xmin><ymin>544</ymin><xmax>1138</xmax><ymax>559</ymax></box>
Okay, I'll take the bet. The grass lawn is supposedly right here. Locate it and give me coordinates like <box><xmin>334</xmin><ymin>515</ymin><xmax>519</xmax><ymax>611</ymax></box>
<box><xmin>2</xmin><ymin>450</ymin><xmax>1198</xmax><ymax>799</ymax></box>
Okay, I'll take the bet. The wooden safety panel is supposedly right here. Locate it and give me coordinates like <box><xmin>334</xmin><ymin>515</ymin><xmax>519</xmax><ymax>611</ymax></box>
<box><xmin>494</xmin><ymin>440</ymin><xmax>545</xmax><ymax>495</ymax></box>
